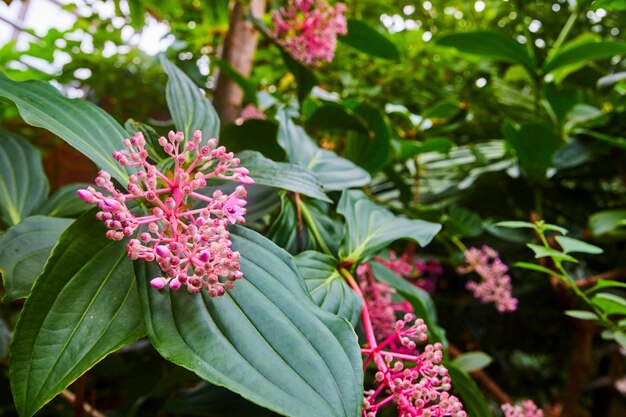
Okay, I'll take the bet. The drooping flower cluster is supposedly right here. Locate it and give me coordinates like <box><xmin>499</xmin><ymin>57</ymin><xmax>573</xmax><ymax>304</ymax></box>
<box><xmin>272</xmin><ymin>0</ymin><xmax>348</xmax><ymax>66</ymax></box>
<box><xmin>457</xmin><ymin>245</ymin><xmax>518</xmax><ymax>313</ymax></box>
<box><xmin>78</xmin><ymin>130</ymin><xmax>254</xmax><ymax>296</ymax></box>
<box><xmin>377</xmin><ymin>250</ymin><xmax>443</xmax><ymax>294</ymax></box>
<box><xmin>501</xmin><ymin>400</ymin><xmax>544</xmax><ymax>417</ymax></box>
<box><xmin>358</xmin><ymin>263</ymin><xmax>413</xmax><ymax>343</ymax></box>
<box><xmin>361</xmin><ymin>314</ymin><xmax>466</xmax><ymax>417</ymax></box>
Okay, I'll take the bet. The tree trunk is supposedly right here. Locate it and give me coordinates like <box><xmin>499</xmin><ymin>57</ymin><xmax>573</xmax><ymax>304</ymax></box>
<box><xmin>213</xmin><ymin>0</ymin><xmax>267</xmax><ymax>125</ymax></box>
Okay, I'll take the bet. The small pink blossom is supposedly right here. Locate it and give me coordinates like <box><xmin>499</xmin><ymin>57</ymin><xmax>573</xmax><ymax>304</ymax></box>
<box><xmin>78</xmin><ymin>130</ymin><xmax>254</xmax><ymax>296</ymax></box>
<box><xmin>358</xmin><ymin>264</ymin><xmax>414</xmax><ymax>347</ymax></box>
<box><xmin>458</xmin><ymin>245</ymin><xmax>518</xmax><ymax>313</ymax></box>
<box><xmin>272</xmin><ymin>0</ymin><xmax>348</xmax><ymax>66</ymax></box>
<box><xmin>361</xmin><ymin>314</ymin><xmax>466</xmax><ymax>417</ymax></box>
<box><xmin>501</xmin><ymin>400</ymin><xmax>544</xmax><ymax>417</ymax></box>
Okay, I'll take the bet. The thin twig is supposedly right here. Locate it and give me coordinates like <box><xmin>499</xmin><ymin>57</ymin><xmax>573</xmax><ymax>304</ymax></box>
<box><xmin>59</xmin><ymin>390</ymin><xmax>106</xmax><ymax>417</ymax></box>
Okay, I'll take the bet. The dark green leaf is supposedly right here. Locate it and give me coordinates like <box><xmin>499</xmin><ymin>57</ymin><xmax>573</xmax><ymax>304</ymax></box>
<box><xmin>592</xmin><ymin>0</ymin><xmax>626</xmax><ymax>10</ymax></box>
<box><xmin>451</xmin><ymin>352</ymin><xmax>493</xmax><ymax>373</ymax></box>
<box><xmin>0</xmin><ymin>72</ymin><xmax>132</xmax><ymax>184</ymax></box>
<box><xmin>136</xmin><ymin>225</ymin><xmax>362</xmax><ymax>417</ymax></box>
<box><xmin>338</xmin><ymin>190</ymin><xmax>441</xmax><ymax>263</ymax></box>
<box><xmin>343</xmin><ymin>104</ymin><xmax>391</xmax><ymax>174</ymax></box>
<box><xmin>544</xmin><ymin>41</ymin><xmax>626</xmax><ymax>73</ymax></box>
<box><xmin>295</xmin><ymin>251</ymin><xmax>362</xmax><ymax>327</ymax></box>
<box><xmin>221</xmin><ymin>119</ymin><xmax>286</xmax><ymax>161</ymax></box>
<box><xmin>160</xmin><ymin>55</ymin><xmax>220</xmax><ymax>143</ymax></box>
<box><xmin>278</xmin><ymin>111</ymin><xmax>371</xmax><ymax>190</ymax></box>
<box><xmin>0</xmin><ymin>130</ymin><xmax>49</xmax><ymax>226</ymax></box>
<box><xmin>281</xmin><ymin>51</ymin><xmax>317</xmax><ymax>103</ymax></box>
<box><xmin>503</xmin><ymin>122</ymin><xmax>561</xmax><ymax>182</ymax></box>
<box><xmin>371</xmin><ymin>261</ymin><xmax>445</xmax><ymax>345</ymax></box>
<box><xmin>396</xmin><ymin>137</ymin><xmax>454</xmax><ymax>160</ymax></box>
<box><xmin>0</xmin><ymin>319</ymin><xmax>10</xmax><ymax>361</ymax></box>
<box><xmin>437</xmin><ymin>31</ymin><xmax>536</xmax><ymax>73</ymax></box>
<box><xmin>444</xmin><ymin>206</ymin><xmax>482</xmax><ymax>238</ymax></box>
<box><xmin>9</xmin><ymin>212</ymin><xmax>145</xmax><ymax>417</ymax></box>
<box><xmin>339</xmin><ymin>19</ymin><xmax>400</xmax><ymax>60</ymax></box>
<box><xmin>35</xmin><ymin>183</ymin><xmax>91</xmax><ymax>218</ymax></box>
<box><xmin>306</xmin><ymin>101</ymin><xmax>369</xmax><ymax>133</ymax></box>
<box><xmin>0</xmin><ymin>216</ymin><xmax>73</xmax><ymax>301</ymax></box>
<box><xmin>267</xmin><ymin>194</ymin><xmax>315</xmax><ymax>254</ymax></box>
<box><xmin>555</xmin><ymin>235</ymin><xmax>603</xmax><ymax>254</ymax></box>
<box><xmin>238</xmin><ymin>151</ymin><xmax>331</xmax><ymax>202</ymax></box>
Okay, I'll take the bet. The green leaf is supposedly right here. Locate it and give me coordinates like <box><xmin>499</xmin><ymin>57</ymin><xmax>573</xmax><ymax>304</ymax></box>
<box><xmin>136</xmin><ymin>225</ymin><xmax>362</xmax><ymax>417</ymax></box>
<box><xmin>295</xmin><ymin>251</ymin><xmax>363</xmax><ymax>327</ymax></box>
<box><xmin>437</xmin><ymin>30</ymin><xmax>536</xmax><ymax>74</ymax></box>
<box><xmin>305</xmin><ymin>101</ymin><xmax>369</xmax><ymax>133</ymax></box>
<box><xmin>281</xmin><ymin>51</ymin><xmax>317</xmax><ymax>103</ymax></box>
<box><xmin>527</xmin><ymin>244</ymin><xmax>578</xmax><ymax>263</ymax></box>
<box><xmin>586</xmin><ymin>280</ymin><xmax>626</xmax><ymax>294</ymax></box>
<box><xmin>371</xmin><ymin>262</ymin><xmax>446</xmax><ymax>345</ymax></box>
<box><xmin>339</xmin><ymin>19</ymin><xmax>400</xmax><ymax>60</ymax></box>
<box><xmin>160</xmin><ymin>55</ymin><xmax>220</xmax><ymax>143</ymax></box>
<box><xmin>9</xmin><ymin>212</ymin><xmax>145</xmax><ymax>417</ymax></box>
<box><xmin>267</xmin><ymin>194</ymin><xmax>315</xmax><ymax>254</ymax></box>
<box><xmin>592</xmin><ymin>292</ymin><xmax>626</xmax><ymax>316</ymax></box>
<box><xmin>543</xmin><ymin>41</ymin><xmax>626</xmax><ymax>74</ymax></box>
<box><xmin>396</xmin><ymin>137</ymin><xmax>454</xmax><ymax>160</ymax></box>
<box><xmin>513</xmin><ymin>262</ymin><xmax>556</xmax><ymax>276</ymax></box>
<box><xmin>555</xmin><ymin>236</ymin><xmax>603</xmax><ymax>254</ymax></box>
<box><xmin>344</xmin><ymin>104</ymin><xmax>391</xmax><ymax>174</ymax></box>
<box><xmin>337</xmin><ymin>190</ymin><xmax>441</xmax><ymax>263</ymax></box>
<box><xmin>564</xmin><ymin>310</ymin><xmax>599</xmax><ymax>321</ymax></box>
<box><xmin>0</xmin><ymin>72</ymin><xmax>132</xmax><ymax>184</ymax></box>
<box><xmin>278</xmin><ymin>111</ymin><xmax>371</xmax><ymax>190</ymax></box>
<box><xmin>238</xmin><ymin>151</ymin><xmax>331</xmax><ymax>202</ymax></box>
<box><xmin>35</xmin><ymin>183</ymin><xmax>91</xmax><ymax>218</ymax></box>
<box><xmin>0</xmin><ymin>130</ymin><xmax>49</xmax><ymax>226</ymax></box>
<box><xmin>451</xmin><ymin>352</ymin><xmax>493</xmax><ymax>373</ymax></box>
<box><xmin>0</xmin><ymin>319</ymin><xmax>10</xmax><ymax>361</ymax></box>
<box><xmin>445</xmin><ymin>361</ymin><xmax>493</xmax><ymax>417</ymax></box>
<box><xmin>495</xmin><ymin>221</ymin><xmax>536</xmax><ymax>229</ymax></box>
<box><xmin>221</xmin><ymin>120</ymin><xmax>286</xmax><ymax>161</ymax></box>
<box><xmin>444</xmin><ymin>206</ymin><xmax>482</xmax><ymax>238</ymax></box>
<box><xmin>592</xmin><ymin>0</ymin><xmax>626</xmax><ymax>10</ymax></box>
<box><xmin>589</xmin><ymin>210</ymin><xmax>626</xmax><ymax>238</ymax></box>
<box><xmin>0</xmin><ymin>216</ymin><xmax>73</xmax><ymax>301</ymax></box>
<box><xmin>503</xmin><ymin>122</ymin><xmax>561</xmax><ymax>182</ymax></box>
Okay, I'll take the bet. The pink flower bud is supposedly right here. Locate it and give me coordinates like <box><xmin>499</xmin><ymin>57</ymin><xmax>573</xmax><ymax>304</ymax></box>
<box><xmin>150</xmin><ymin>277</ymin><xmax>168</xmax><ymax>289</ymax></box>
<box><xmin>155</xmin><ymin>245</ymin><xmax>170</xmax><ymax>257</ymax></box>
<box><xmin>77</xmin><ymin>189</ymin><xmax>95</xmax><ymax>203</ymax></box>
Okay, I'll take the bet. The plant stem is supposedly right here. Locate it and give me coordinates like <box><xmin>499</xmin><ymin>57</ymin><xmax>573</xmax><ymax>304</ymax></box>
<box><xmin>300</xmin><ymin>199</ymin><xmax>332</xmax><ymax>256</ymax></box>
<box><xmin>552</xmin><ymin>8</ymin><xmax>578</xmax><ymax>53</ymax></box>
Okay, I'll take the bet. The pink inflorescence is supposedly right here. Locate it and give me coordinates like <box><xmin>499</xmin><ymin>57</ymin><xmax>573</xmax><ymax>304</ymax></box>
<box><xmin>361</xmin><ymin>314</ymin><xmax>466</xmax><ymax>417</ymax></box>
<box><xmin>77</xmin><ymin>130</ymin><xmax>254</xmax><ymax>296</ymax></box>
<box><xmin>501</xmin><ymin>400</ymin><xmax>544</xmax><ymax>417</ymax></box>
<box><xmin>457</xmin><ymin>245</ymin><xmax>518</xmax><ymax>313</ymax></box>
<box><xmin>378</xmin><ymin>250</ymin><xmax>443</xmax><ymax>294</ymax></box>
<box><xmin>358</xmin><ymin>263</ymin><xmax>413</xmax><ymax>344</ymax></box>
<box><xmin>272</xmin><ymin>0</ymin><xmax>348</xmax><ymax>66</ymax></box>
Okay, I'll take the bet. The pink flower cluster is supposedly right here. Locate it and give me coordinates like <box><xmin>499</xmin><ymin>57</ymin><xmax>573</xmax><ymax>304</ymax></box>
<box><xmin>457</xmin><ymin>245</ymin><xmax>518</xmax><ymax>313</ymax></box>
<box><xmin>501</xmin><ymin>400</ymin><xmax>544</xmax><ymax>417</ymax></box>
<box><xmin>236</xmin><ymin>104</ymin><xmax>266</xmax><ymax>126</ymax></box>
<box><xmin>358</xmin><ymin>264</ymin><xmax>413</xmax><ymax>343</ymax></box>
<box><xmin>378</xmin><ymin>250</ymin><xmax>443</xmax><ymax>294</ymax></box>
<box><xmin>78</xmin><ymin>130</ymin><xmax>254</xmax><ymax>296</ymax></box>
<box><xmin>361</xmin><ymin>314</ymin><xmax>466</xmax><ymax>417</ymax></box>
<box><xmin>272</xmin><ymin>0</ymin><xmax>348</xmax><ymax>66</ymax></box>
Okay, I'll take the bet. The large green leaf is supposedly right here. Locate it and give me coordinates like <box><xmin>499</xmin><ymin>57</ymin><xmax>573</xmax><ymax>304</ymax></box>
<box><xmin>238</xmin><ymin>150</ymin><xmax>331</xmax><ymax>202</ymax></box>
<box><xmin>277</xmin><ymin>111</ymin><xmax>371</xmax><ymax>190</ymax></box>
<box><xmin>136</xmin><ymin>225</ymin><xmax>362</xmax><ymax>417</ymax></box>
<box><xmin>503</xmin><ymin>122</ymin><xmax>561</xmax><ymax>182</ymax></box>
<box><xmin>295</xmin><ymin>251</ymin><xmax>363</xmax><ymax>327</ymax></box>
<box><xmin>267</xmin><ymin>194</ymin><xmax>316</xmax><ymax>254</ymax></box>
<box><xmin>0</xmin><ymin>72</ymin><xmax>131</xmax><ymax>184</ymax></box>
<box><xmin>339</xmin><ymin>19</ymin><xmax>400</xmax><ymax>60</ymax></box>
<box><xmin>370</xmin><ymin>262</ymin><xmax>445</xmax><ymax>344</ymax></box>
<box><xmin>337</xmin><ymin>190</ymin><xmax>441</xmax><ymax>263</ymax></box>
<box><xmin>35</xmin><ymin>183</ymin><xmax>91</xmax><ymax>218</ymax></box>
<box><xmin>9</xmin><ymin>212</ymin><xmax>145</xmax><ymax>417</ymax></box>
<box><xmin>221</xmin><ymin>119</ymin><xmax>286</xmax><ymax>161</ymax></box>
<box><xmin>343</xmin><ymin>104</ymin><xmax>391</xmax><ymax>174</ymax></box>
<box><xmin>589</xmin><ymin>209</ymin><xmax>626</xmax><ymax>239</ymax></box>
<box><xmin>437</xmin><ymin>31</ymin><xmax>536</xmax><ymax>74</ymax></box>
<box><xmin>0</xmin><ymin>216</ymin><xmax>72</xmax><ymax>301</ymax></box>
<box><xmin>0</xmin><ymin>130</ymin><xmax>49</xmax><ymax>226</ymax></box>
<box><xmin>543</xmin><ymin>41</ymin><xmax>626</xmax><ymax>74</ymax></box>
<box><xmin>160</xmin><ymin>55</ymin><xmax>220</xmax><ymax>142</ymax></box>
